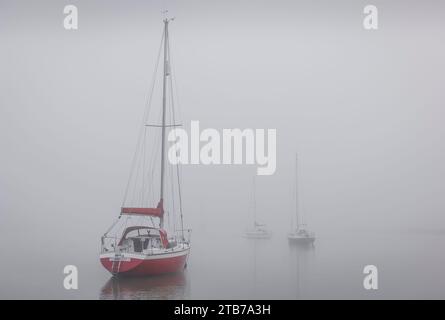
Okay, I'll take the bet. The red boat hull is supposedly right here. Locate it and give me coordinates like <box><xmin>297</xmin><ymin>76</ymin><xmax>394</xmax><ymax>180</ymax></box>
<box><xmin>100</xmin><ymin>250</ymin><xmax>189</xmax><ymax>276</ymax></box>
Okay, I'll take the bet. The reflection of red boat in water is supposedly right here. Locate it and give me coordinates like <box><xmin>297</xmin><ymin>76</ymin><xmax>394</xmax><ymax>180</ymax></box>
<box><xmin>100</xmin><ymin>272</ymin><xmax>187</xmax><ymax>300</ymax></box>
<box><xmin>99</xmin><ymin>17</ymin><xmax>191</xmax><ymax>276</ymax></box>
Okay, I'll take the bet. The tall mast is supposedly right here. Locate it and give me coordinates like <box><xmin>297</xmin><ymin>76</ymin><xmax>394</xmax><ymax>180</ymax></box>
<box><xmin>253</xmin><ymin>176</ymin><xmax>257</xmax><ymax>227</ymax></box>
<box><xmin>295</xmin><ymin>153</ymin><xmax>299</xmax><ymax>230</ymax></box>
<box><xmin>159</xmin><ymin>19</ymin><xmax>170</xmax><ymax>228</ymax></box>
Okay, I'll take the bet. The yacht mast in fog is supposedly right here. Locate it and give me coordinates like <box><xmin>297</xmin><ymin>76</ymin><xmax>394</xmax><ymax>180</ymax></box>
<box><xmin>288</xmin><ymin>154</ymin><xmax>315</xmax><ymax>244</ymax></box>
<box><xmin>244</xmin><ymin>176</ymin><xmax>271</xmax><ymax>239</ymax></box>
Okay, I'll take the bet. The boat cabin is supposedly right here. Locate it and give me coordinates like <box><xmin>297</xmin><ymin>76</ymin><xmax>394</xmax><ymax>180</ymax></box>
<box><xmin>109</xmin><ymin>226</ymin><xmax>170</xmax><ymax>253</ymax></box>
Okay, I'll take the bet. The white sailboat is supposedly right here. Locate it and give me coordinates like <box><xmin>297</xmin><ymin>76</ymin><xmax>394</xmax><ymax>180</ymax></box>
<box><xmin>288</xmin><ymin>154</ymin><xmax>315</xmax><ymax>244</ymax></box>
<box><xmin>245</xmin><ymin>177</ymin><xmax>271</xmax><ymax>239</ymax></box>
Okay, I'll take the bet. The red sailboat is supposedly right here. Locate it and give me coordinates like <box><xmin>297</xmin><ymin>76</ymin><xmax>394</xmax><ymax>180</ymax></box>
<box><xmin>100</xmin><ymin>17</ymin><xmax>191</xmax><ymax>276</ymax></box>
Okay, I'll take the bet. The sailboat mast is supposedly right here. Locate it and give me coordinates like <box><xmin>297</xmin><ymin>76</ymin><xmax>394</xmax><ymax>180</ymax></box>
<box><xmin>253</xmin><ymin>176</ymin><xmax>257</xmax><ymax>227</ymax></box>
<box><xmin>159</xmin><ymin>19</ymin><xmax>169</xmax><ymax>228</ymax></box>
<box><xmin>295</xmin><ymin>153</ymin><xmax>299</xmax><ymax>230</ymax></box>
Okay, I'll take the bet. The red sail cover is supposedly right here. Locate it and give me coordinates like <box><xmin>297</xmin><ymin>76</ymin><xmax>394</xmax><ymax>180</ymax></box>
<box><xmin>121</xmin><ymin>200</ymin><xmax>164</xmax><ymax>218</ymax></box>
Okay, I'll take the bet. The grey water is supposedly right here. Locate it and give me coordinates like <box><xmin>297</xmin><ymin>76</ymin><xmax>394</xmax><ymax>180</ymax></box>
<box><xmin>1</xmin><ymin>224</ymin><xmax>445</xmax><ymax>299</ymax></box>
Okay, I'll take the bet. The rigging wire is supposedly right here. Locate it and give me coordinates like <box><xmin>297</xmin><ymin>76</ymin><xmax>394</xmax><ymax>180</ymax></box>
<box><xmin>168</xmin><ymin>32</ymin><xmax>186</xmax><ymax>240</ymax></box>
<box><xmin>115</xmin><ymin>22</ymin><xmax>185</xmax><ymax>240</ymax></box>
<box><xmin>167</xmin><ymin>67</ymin><xmax>177</xmax><ymax>234</ymax></box>
<box><xmin>122</xmin><ymin>29</ymin><xmax>165</xmax><ymax>207</ymax></box>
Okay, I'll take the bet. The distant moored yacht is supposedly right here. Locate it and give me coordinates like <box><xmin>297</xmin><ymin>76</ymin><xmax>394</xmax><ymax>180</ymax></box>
<box><xmin>245</xmin><ymin>177</ymin><xmax>271</xmax><ymax>239</ymax></box>
<box><xmin>288</xmin><ymin>154</ymin><xmax>315</xmax><ymax>244</ymax></box>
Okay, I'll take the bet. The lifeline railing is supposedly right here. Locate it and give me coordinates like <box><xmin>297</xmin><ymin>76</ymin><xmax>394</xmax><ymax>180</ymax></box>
<box><xmin>100</xmin><ymin>229</ymin><xmax>192</xmax><ymax>254</ymax></box>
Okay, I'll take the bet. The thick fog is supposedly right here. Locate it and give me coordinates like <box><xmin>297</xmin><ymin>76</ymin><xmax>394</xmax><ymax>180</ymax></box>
<box><xmin>1</xmin><ymin>0</ymin><xmax>445</xmax><ymax>299</ymax></box>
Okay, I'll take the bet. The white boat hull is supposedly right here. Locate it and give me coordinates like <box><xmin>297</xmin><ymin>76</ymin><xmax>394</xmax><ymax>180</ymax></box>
<box><xmin>288</xmin><ymin>233</ymin><xmax>315</xmax><ymax>244</ymax></box>
<box><xmin>244</xmin><ymin>231</ymin><xmax>271</xmax><ymax>239</ymax></box>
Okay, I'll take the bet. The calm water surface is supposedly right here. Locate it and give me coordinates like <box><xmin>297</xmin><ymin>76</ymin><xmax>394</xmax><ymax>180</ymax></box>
<box><xmin>2</xmin><ymin>227</ymin><xmax>444</xmax><ymax>299</ymax></box>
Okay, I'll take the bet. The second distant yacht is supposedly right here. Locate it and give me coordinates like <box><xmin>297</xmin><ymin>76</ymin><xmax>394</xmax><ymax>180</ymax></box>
<box><xmin>245</xmin><ymin>177</ymin><xmax>271</xmax><ymax>239</ymax></box>
<box><xmin>288</xmin><ymin>154</ymin><xmax>315</xmax><ymax>244</ymax></box>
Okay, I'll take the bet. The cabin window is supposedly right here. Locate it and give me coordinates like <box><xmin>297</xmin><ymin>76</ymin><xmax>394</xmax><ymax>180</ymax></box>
<box><xmin>133</xmin><ymin>238</ymin><xmax>143</xmax><ymax>252</ymax></box>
